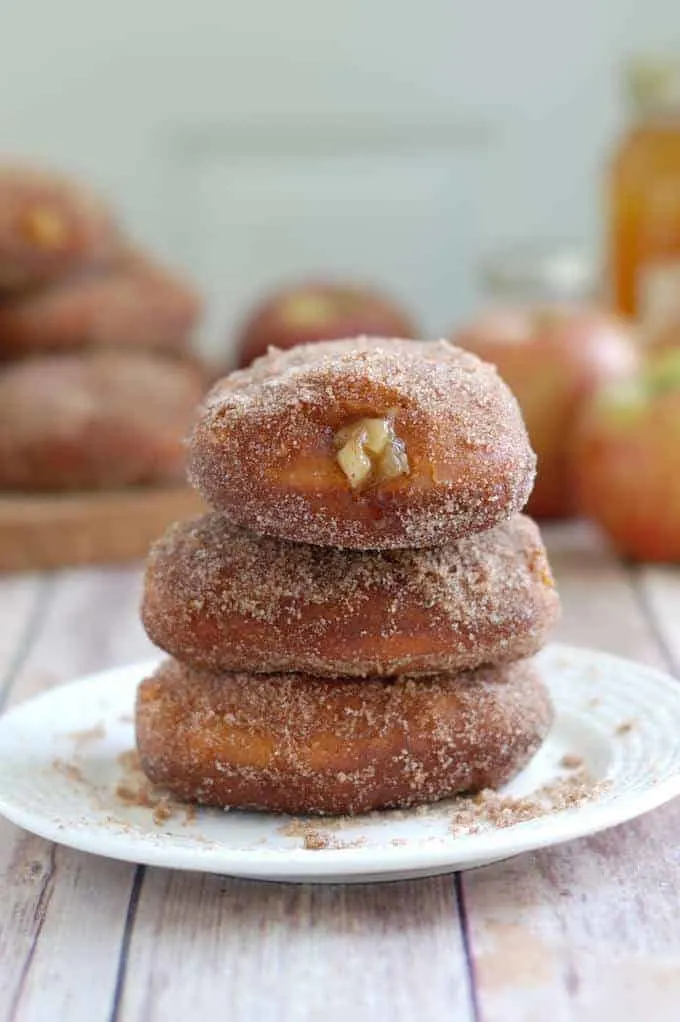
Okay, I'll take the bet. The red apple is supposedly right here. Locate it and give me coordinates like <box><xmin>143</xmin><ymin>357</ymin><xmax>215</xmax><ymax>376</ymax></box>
<box><xmin>235</xmin><ymin>281</ymin><xmax>418</xmax><ymax>368</ymax></box>
<box><xmin>573</xmin><ymin>350</ymin><xmax>680</xmax><ymax>561</ymax></box>
<box><xmin>643</xmin><ymin>310</ymin><xmax>680</xmax><ymax>353</ymax></box>
<box><xmin>454</xmin><ymin>306</ymin><xmax>639</xmax><ymax>518</ymax></box>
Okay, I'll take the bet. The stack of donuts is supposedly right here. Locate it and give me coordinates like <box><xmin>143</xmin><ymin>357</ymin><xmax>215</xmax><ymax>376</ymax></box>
<box><xmin>137</xmin><ymin>337</ymin><xmax>560</xmax><ymax>815</ymax></box>
<box><xmin>0</xmin><ymin>166</ymin><xmax>204</xmax><ymax>492</ymax></box>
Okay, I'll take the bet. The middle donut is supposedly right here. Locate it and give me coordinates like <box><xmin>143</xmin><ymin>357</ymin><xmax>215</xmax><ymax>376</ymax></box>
<box><xmin>142</xmin><ymin>512</ymin><xmax>560</xmax><ymax>678</ymax></box>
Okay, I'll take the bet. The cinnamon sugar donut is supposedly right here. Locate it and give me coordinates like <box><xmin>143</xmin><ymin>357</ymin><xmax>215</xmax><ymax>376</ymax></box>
<box><xmin>188</xmin><ymin>337</ymin><xmax>536</xmax><ymax>549</ymax></box>
<box><xmin>0</xmin><ymin>350</ymin><xmax>204</xmax><ymax>490</ymax></box>
<box><xmin>0</xmin><ymin>251</ymin><xmax>201</xmax><ymax>358</ymax></box>
<box><xmin>136</xmin><ymin>658</ymin><xmax>553</xmax><ymax>815</ymax></box>
<box><xmin>0</xmin><ymin>166</ymin><xmax>119</xmax><ymax>289</ymax></box>
<box><xmin>142</xmin><ymin>513</ymin><xmax>559</xmax><ymax>677</ymax></box>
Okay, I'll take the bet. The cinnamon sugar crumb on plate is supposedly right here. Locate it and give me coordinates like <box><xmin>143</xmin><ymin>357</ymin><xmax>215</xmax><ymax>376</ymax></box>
<box><xmin>117</xmin><ymin>749</ymin><xmax>141</xmax><ymax>772</ymax></box>
<box><xmin>152</xmin><ymin>798</ymin><xmax>174</xmax><ymax>825</ymax></box>
<box><xmin>303</xmin><ymin>831</ymin><xmax>367</xmax><ymax>851</ymax></box>
<box><xmin>447</xmin><ymin>769</ymin><xmax>607</xmax><ymax>836</ymax></box>
<box><xmin>68</xmin><ymin>723</ymin><xmax>106</xmax><ymax>753</ymax></box>
<box><xmin>303</xmin><ymin>831</ymin><xmax>331</xmax><ymax>850</ymax></box>
<box><xmin>560</xmin><ymin>753</ymin><xmax>584</xmax><ymax>770</ymax></box>
<box><xmin>52</xmin><ymin>758</ymin><xmax>85</xmax><ymax>784</ymax></box>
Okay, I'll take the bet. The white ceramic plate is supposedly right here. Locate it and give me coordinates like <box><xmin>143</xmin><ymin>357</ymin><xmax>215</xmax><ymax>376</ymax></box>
<box><xmin>0</xmin><ymin>643</ymin><xmax>679</xmax><ymax>884</ymax></box>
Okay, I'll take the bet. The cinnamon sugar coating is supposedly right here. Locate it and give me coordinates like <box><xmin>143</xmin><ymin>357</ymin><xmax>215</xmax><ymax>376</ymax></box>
<box><xmin>0</xmin><ymin>350</ymin><xmax>205</xmax><ymax>490</ymax></box>
<box><xmin>0</xmin><ymin>166</ymin><xmax>120</xmax><ymax>289</ymax></box>
<box><xmin>136</xmin><ymin>658</ymin><xmax>553</xmax><ymax>815</ymax></box>
<box><xmin>142</xmin><ymin>513</ymin><xmax>559</xmax><ymax>677</ymax></box>
<box><xmin>188</xmin><ymin>337</ymin><xmax>536</xmax><ymax>548</ymax></box>
<box><xmin>0</xmin><ymin>250</ymin><xmax>201</xmax><ymax>359</ymax></box>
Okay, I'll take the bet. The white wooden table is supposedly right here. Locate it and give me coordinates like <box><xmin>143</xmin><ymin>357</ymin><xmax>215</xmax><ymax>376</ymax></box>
<box><xmin>1</xmin><ymin>521</ymin><xmax>680</xmax><ymax>1022</ymax></box>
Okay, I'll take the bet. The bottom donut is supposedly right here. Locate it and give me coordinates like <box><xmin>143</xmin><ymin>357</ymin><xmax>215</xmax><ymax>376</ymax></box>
<box><xmin>135</xmin><ymin>659</ymin><xmax>553</xmax><ymax>816</ymax></box>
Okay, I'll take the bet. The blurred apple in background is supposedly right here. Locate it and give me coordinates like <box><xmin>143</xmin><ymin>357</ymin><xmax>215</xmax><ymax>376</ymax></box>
<box><xmin>454</xmin><ymin>306</ymin><xmax>639</xmax><ymax>518</ymax></box>
<box><xmin>235</xmin><ymin>281</ymin><xmax>418</xmax><ymax>367</ymax></box>
<box><xmin>641</xmin><ymin>309</ymin><xmax>680</xmax><ymax>354</ymax></box>
<box><xmin>573</xmin><ymin>350</ymin><xmax>680</xmax><ymax>562</ymax></box>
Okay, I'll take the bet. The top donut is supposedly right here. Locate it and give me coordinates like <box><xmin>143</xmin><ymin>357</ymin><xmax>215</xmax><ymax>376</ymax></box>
<box><xmin>188</xmin><ymin>337</ymin><xmax>536</xmax><ymax>548</ymax></box>
<box><xmin>0</xmin><ymin>166</ymin><xmax>120</xmax><ymax>289</ymax></box>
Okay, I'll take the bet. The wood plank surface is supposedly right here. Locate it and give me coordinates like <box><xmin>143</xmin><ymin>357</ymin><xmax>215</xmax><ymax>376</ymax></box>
<box><xmin>119</xmin><ymin>873</ymin><xmax>473</xmax><ymax>1022</ymax></box>
<box><xmin>633</xmin><ymin>564</ymin><xmax>680</xmax><ymax>675</ymax></box>
<box><xmin>0</xmin><ymin>567</ymin><xmax>154</xmax><ymax>1022</ymax></box>
<box><xmin>0</xmin><ymin>575</ymin><xmax>45</xmax><ymax>700</ymax></box>
<box><xmin>458</xmin><ymin>522</ymin><xmax>680</xmax><ymax>1022</ymax></box>
<box><xmin>544</xmin><ymin>521</ymin><xmax>664</xmax><ymax>667</ymax></box>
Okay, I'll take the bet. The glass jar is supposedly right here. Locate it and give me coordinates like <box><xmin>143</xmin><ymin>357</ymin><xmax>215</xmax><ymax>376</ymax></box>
<box><xmin>480</xmin><ymin>242</ymin><xmax>597</xmax><ymax>308</ymax></box>
<box><xmin>609</xmin><ymin>56</ymin><xmax>680</xmax><ymax>324</ymax></box>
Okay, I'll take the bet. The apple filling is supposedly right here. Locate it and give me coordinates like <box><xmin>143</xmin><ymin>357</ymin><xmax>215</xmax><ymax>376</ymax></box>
<box><xmin>21</xmin><ymin>205</ymin><xmax>69</xmax><ymax>249</ymax></box>
<box><xmin>334</xmin><ymin>416</ymin><xmax>409</xmax><ymax>489</ymax></box>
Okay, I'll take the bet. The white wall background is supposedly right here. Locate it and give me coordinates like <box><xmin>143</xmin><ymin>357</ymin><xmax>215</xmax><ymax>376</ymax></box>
<box><xmin>1</xmin><ymin>1</ymin><xmax>679</xmax><ymax>354</ymax></box>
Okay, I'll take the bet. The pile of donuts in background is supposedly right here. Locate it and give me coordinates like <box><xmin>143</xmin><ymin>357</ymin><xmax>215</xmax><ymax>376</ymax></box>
<box><xmin>233</xmin><ymin>279</ymin><xmax>680</xmax><ymax>564</ymax></box>
<box><xmin>0</xmin><ymin>164</ymin><xmax>205</xmax><ymax>571</ymax></box>
<box><xmin>136</xmin><ymin>337</ymin><xmax>560</xmax><ymax>814</ymax></box>
<box><xmin>1</xmin><ymin>158</ymin><xmax>680</xmax><ymax>574</ymax></box>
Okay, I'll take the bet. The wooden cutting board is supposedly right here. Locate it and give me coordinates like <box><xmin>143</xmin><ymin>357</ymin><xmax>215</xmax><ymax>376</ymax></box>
<box><xmin>0</xmin><ymin>486</ymin><xmax>206</xmax><ymax>572</ymax></box>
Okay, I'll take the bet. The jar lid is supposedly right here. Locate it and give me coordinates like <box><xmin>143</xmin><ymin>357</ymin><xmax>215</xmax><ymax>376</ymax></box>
<box><xmin>480</xmin><ymin>242</ymin><xmax>597</xmax><ymax>301</ymax></box>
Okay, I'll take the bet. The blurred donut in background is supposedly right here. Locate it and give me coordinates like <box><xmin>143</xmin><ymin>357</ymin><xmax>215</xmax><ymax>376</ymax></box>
<box><xmin>0</xmin><ymin>249</ymin><xmax>202</xmax><ymax>359</ymax></box>
<box><xmin>0</xmin><ymin>165</ymin><xmax>120</xmax><ymax>289</ymax></box>
<box><xmin>235</xmin><ymin>280</ymin><xmax>418</xmax><ymax>367</ymax></box>
<box><xmin>0</xmin><ymin>350</ymin><xmax>205</xmax><ymax>491</ymax></box>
